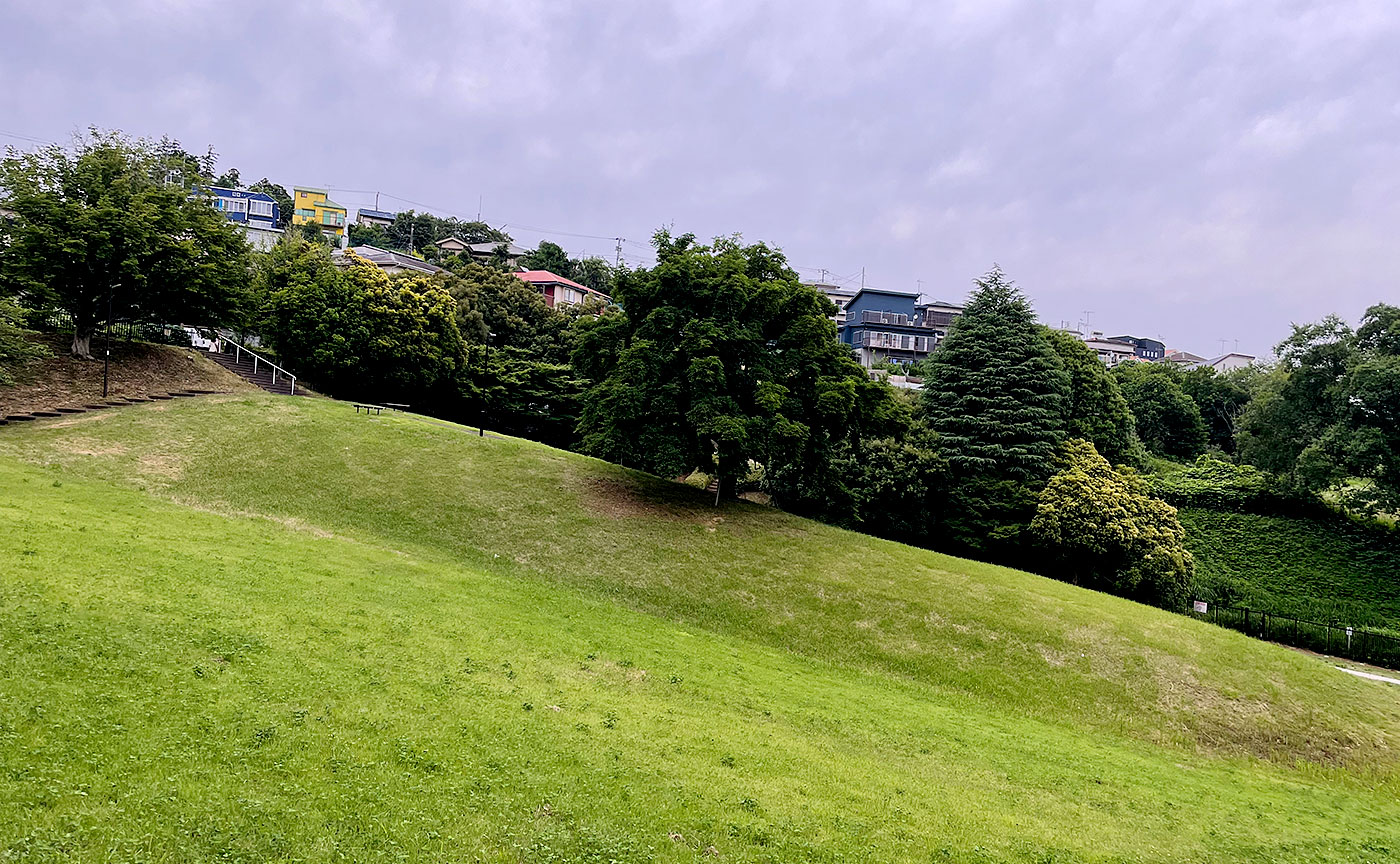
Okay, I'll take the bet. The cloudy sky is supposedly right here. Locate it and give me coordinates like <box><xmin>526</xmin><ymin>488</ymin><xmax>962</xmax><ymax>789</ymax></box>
<box><xmin>3</xmin><ymin>1</ymin><xmax>1397</xmax><ymax>356</ymax></box>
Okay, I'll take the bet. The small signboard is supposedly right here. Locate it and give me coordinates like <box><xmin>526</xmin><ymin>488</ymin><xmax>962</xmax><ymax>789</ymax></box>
<box><xmin>1193</xmin><ymin>600</ymin><xmax>1209</xmax><ymax>614</ymax></box>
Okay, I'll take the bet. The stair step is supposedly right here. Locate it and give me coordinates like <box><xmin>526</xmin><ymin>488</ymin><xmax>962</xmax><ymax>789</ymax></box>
<box><xmin>55</xmin><ymin>407</ymin><xmax>86</xmax><ymax>414</ymax></box>
<box><xmin>149</xmin><ymin>394</ymin><xmax>174</xmax><ymax>400</ymax></box>
<box><xmin>5</xmin><ymin>414</ymin><xmax>36</xmax><ymax>422</ymax></box>
<box><xmin>84</xmin><ymin>404</ymin><xmax>112</xmax><ymax>410</ymax></box>
<box><xmin>124</xmin><ymin>397</ymin><xmax>153</xmax><ymax>403</ymax></box>
<box><xmin>31</xmin><ymin>410</ymin><xmax>62</xmax><ymax>417</ymax></box>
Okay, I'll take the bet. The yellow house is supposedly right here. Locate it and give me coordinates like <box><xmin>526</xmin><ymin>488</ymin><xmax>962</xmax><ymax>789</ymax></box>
<box><xmin>291</xmin><ymin>186</ymin><xmax>347</xmax><ymax>237</ymax></box>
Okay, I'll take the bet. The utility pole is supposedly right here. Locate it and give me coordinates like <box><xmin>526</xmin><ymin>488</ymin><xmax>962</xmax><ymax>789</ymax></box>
<box><xmin>476</xmin><ymin>194</ymin><xmax>482</xmax><ymax>222</ymax></box>
<box><xmin>819</xmin><ymin>268</ymin><xmax>828</xmax><ymax>283</ymax></box>
<box><xmin>861</xmin><ymin>267</ymin><xmax>865</xmax><ymax>288</ymax></box>
<box><xmin>614</xmin><ymin>237</ymin><xmax>624</xmax><ymax>268</ymax></box>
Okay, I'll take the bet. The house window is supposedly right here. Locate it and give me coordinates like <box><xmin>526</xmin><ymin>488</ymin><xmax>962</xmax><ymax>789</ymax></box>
<box><xmin>295</xmin><ymin>208</ymin><xmax>315</xmax><ymax>219</ymax></box>
<box><xmin>224</xmin><ymin>198</ymin><xmax>247</xmax><ymax>214</ymax></box>
<box><xmin>248</xmin><ymin>199</ymin><xmax>273</xmax><ymax>218</ymax></box>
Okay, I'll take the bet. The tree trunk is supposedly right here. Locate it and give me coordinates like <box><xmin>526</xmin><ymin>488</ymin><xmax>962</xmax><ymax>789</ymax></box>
<box><xmin>71</xmin><ymin>328</ymin><xmax>94</xmax><ymax>360</ymax></box>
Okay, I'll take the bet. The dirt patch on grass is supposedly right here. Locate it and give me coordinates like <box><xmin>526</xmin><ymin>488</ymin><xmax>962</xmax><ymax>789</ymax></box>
<box><xmin>137</xmin><ymin>452</ymin><xmax>185</xmax><ymax>480</ymax></box>
<box><xmin>54</xmin><ymin>437</ymin><xmax>128</xmax><ymax>458</ymax></box>
<box><xmin>0</xmin><ymin>334</ymin><xmax>255</xmax><ymax>415</ymax></box>
<box><xmin>570</xmin><ymin>471</ymin><xmax>714</xmax><ymax>522</ymax></box>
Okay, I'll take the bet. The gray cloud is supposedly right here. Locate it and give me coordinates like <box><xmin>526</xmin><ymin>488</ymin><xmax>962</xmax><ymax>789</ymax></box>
<box><xmin>3</xmin><ymin>0</ymin><xmax>1398</xmax><ymax>355</ymax></box>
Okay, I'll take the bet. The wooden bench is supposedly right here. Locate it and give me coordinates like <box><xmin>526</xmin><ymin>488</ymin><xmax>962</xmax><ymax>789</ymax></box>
<box><xmin>353</xmin><ymin>403</ymin><xmax>384</xmax><ymax>415</ymax></box>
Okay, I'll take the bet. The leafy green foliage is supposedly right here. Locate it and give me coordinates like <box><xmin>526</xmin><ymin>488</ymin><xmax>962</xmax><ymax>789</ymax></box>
<box><xmin>1031</xmin><ymin>440</ymin><xmax>1193</xmax><ymax>607</ymax></box>
<box><xmin>1181</xmin><ymin>508</ymin><xmax>1400</xmax><ymax>628</ymax></box>
<box><xmin>1149</xmin><ymin>455</ymin><xmax>1304</xmax><ymax>514</ymax></box>
<box><xmin>0</xmin><ymin>129</ymin><xmax>251</xmax><ymax>357</ymax></box>
<box><xmin>0</xmin><ymin>299</ymin><xmax>49</xmax><ymax>386</ymax></box>
<box><xmin>578</xmin><ymin>230</ymin><xmax>898</xmax><ymax>500</ymax></box>
<box><xmin>1112</xmin><ymin>362</ymin><xmax>1207</xmax><ymax>459</ymax></box>
<box><xmin>1180</xmin><ymin>366</ymin><xmax>1252</xmax><ymax>453</ymax></box>
<box><xmin>253</xmin><ymin>240</ymin><xmax>464</xmax><ymax>401</ymax></box>
<box><xmin>1237</xmin><ymin>305</ymin><xmax>1400</xmax><ymax>513</ymax></box>
<box><xmin>1042</xmin><ymin>327</ymin><xmax>1140</xmax><ymax>466</ymax></box>
<box><xmin>348</xmin><ymin>211</ymin><xmax>509</xmax><ymax>259</ymax></box>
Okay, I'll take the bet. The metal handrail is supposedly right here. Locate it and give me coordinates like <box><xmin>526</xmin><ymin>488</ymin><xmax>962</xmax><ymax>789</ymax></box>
<box><xmin>217</xmin><ymin>331</ymin><xmax>296</xmax><ymax>395</ymax></box>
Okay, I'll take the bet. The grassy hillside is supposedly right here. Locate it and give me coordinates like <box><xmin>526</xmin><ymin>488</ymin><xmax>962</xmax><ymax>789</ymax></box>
<box><xmin>4</xmin><ymin>395</ymin><xmax>1400</xmax><ymax>862</ymax></box>
<box><xmin>1181</xmin><ymin>508</ymin><xmax>1400</xmax><ymax>629</ymax></box>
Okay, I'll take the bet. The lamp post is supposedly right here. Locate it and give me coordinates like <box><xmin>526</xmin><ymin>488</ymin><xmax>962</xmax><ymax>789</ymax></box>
<box><xmin>479</xmin><ymin>330</ymin><xmax>494</xmax><ymax>437</ymax></box>
<box><xmin>102</xmin><ymin>282</ymin><xmax>120</xmax><ymax>398</ymax></box>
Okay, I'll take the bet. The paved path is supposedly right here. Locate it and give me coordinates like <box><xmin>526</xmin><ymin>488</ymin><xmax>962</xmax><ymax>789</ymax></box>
<box><xmin>1337</xmin><ymin>666</ymin><xmax>1400</xmax><ymax>686</ymax></box>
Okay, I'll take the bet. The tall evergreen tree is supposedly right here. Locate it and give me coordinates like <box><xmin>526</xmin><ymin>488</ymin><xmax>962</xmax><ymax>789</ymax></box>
<box><xmin>920</xmin><ymin>267</ymin><xmax>1069</xmax><ymax>554</ymax></box>
<box><xmin>923</xmin><ymin>267</ymin><xmax>1070</xmax><ymax>481</ymax></box>
<box><xmin>1042</xmin><ymin>327</ymin><xmax>1140</xmax><ymax>466</ymax></box>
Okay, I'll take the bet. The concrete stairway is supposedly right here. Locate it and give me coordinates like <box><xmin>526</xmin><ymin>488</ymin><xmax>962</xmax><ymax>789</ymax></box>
<box><xmin>206</xmin><ymin>349</ymin><xmax>301</xmax><ymax>395</ymax></box>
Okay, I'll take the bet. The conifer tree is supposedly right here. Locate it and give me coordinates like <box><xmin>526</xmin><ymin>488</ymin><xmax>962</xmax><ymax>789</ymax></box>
<box><xmin>920</xmin><ymin>267</ymin><xmax>1070</xmax><ymax>554</ymax></box>
<box><xmin>923</xmin><ymin>267</ymin><xmax>1070</xmax><ymax>482</ymax></box>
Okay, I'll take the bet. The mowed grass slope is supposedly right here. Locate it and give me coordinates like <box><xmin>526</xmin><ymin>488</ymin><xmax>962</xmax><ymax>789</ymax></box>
<box><xmin>2</xmin><ymin>395</ymin><xmax>1399</xmax><ymax>862</ymax></box>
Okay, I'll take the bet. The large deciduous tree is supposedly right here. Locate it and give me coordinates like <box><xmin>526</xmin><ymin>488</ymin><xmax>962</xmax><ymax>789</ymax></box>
<box><xmin>254</xmin><ymin>241</ymin><xmax>464</xmax><ymax>401</ymax></box>
<box><xmin>1111</xmin><ymin>362</ymin><xmax>1207</xmax><ymax>460</ymax></box>
<box><xmin>0</xmin><ymin>129</ymin><xmax>250</xmax><ymax>358</ymax></box>
<box><xmin>576</xmin><ymin>229</ymin><xmax>898</xmax><ymax>500</ymax></box>
<box><xmin>1042</xmin><ymin>326</ymin><xmax>1140</xmax><ymax>466</ymax></box>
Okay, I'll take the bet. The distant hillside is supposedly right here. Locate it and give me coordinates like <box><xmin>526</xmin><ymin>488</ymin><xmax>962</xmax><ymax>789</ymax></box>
<box><xmin>3</xmin><ymin>395</ymin><xmax>1400</xmax><ymax>862</ymax></box>
<box><xmin>0</xmin><ymin>334</ymin><xmax>253</xmax><ymax>415</ymax></box>
<box><xmin>1182</xmin><ymin>507</ymin><xmax>1400</xmax><ymax>629</ymax></box>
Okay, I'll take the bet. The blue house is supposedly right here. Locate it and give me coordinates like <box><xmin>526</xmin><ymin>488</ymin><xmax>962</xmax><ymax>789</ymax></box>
<box><xmin>207</xmin><ymin>186</ymin><xmax>280</xmax><ymax>229</ymax></box>
<box><xmin>838</xmin><ymin>287</ymin><xmax>962</xmax><ymax>368</ymax></box>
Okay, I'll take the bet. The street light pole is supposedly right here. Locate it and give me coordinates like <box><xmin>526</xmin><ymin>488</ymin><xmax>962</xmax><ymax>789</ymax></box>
<box><xmin>479</xmin><ymin>331</ymin><xmax>494</xmax><ymax>437</ymax></box>
<box><xmin>102</xmin><ymin>282</ymin><xmax>119</xmax><ymax>398</ymax></box>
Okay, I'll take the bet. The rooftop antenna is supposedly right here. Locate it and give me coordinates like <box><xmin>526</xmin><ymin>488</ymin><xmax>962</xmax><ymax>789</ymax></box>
<box><xmin>1218</xmin><ymin>338</ymin><xmax>1228</xmax><ymax>354</ymax></box>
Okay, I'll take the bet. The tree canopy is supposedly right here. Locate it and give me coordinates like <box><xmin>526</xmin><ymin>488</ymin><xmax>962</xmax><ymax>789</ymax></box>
<box><xmin>0</xmin><ymin>129</ymin><xmax>250</xmax><ymax>357</ymax></box>
<box><xmin>1111</xmin><ymin>362</ymin><xmax>1207</xmax><ymax>459</ymax></box>
<box><xmin>1030</xmin><ymin>439</ymin><xmax>1193</xmax><ymax>607</ymax></box>
<box><xmin>1043</xmin><ymin>326</ymin><xmax>1140</xmax><ymax>466</ymax></box>
<box><xmin>576</xmin><ymin>230</ymin><xmax>898</xmax><ymax>499</ymax></box>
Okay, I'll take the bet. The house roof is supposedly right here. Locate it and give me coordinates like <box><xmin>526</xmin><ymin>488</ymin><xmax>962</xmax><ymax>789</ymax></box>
<box><xmin>1165</xmin><ymin>350</ymin><xmax>1209</xmax><ymax>364</ymax></box>
<box><xmin>467</xmin><ymin>241</ymin><xmax>529</xmax><ymax>256</ymax></box>
<box><xmin>850</xmin><ymin>286</ymin><xmax>919</xmax><ymax>300</ymax></box>
<box><xmin>357</xmin><ymin>208</ymin><xmax>397</xmax><ymax>221</ymax></box>
<box><xmin>1207</xmin><ymin>352</ymin><xmax>1256</xmax><ymax>364</ymax></box>
<box><xmin>515</xmin><ymin>269</ymin><xmax>607</xmax><ymax>297</ymax></box>
<box><xmin>340</xmin><ymin>246</ymin><xmax>443</xmax><ymax>275</ymax></box>
<box><xmin>207</xmin><ymin>186</ymin><xmax>277</xmax><ymax>202</ymax></box>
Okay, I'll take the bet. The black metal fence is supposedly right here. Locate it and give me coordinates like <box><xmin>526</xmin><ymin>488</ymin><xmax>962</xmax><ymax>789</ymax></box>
<box><xmin>1194</xmin><ymin>602</ymin><xmax>1400</xmax><ymax>670</ymax></box>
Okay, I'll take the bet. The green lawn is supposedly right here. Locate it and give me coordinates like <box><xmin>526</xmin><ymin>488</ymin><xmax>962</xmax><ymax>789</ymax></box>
<box><xmin>3</xmin><ymin>395</ymin><xmax>1400</xmax><ymax>862</ymax></box>
<box><xmin>1181</xmin><ymin>508</ymin><xmax>1400</xmax><ymax>630</ymax></box>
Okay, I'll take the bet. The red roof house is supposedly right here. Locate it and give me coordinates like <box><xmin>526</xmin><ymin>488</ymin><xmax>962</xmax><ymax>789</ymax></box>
<box><xmin>514</xmin><ymin>270</ymin><xmax>610</xmax><ymax>309</ymax></box>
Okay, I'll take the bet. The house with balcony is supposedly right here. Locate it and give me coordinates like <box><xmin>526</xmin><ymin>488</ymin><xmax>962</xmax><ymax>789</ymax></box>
<box><xmin>291</xmin><ymin>186</ymin><xmax>347</xmax><ymax>239</ymax></box>
<box><xmin>805</xmin><ymin>281</ymin><xmax>860</xmax><ymax>324</ymax></box>
<box><xmin>837</xmin><ymin>287</ymin><xmax>962</xmax><ymax>368</ymax></box>
<box><xmin>206</xmin><ymin>186</ymin><xmax>283</xmax><ymax>249</ymax></box>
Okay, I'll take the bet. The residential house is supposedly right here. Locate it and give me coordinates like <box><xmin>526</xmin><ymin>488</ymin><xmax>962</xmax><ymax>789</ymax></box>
<box><xmin>291</xmin><ymin>187</ymin><xmax>348</xmax><ymax>239</ymax></box>
<box><xmin>435</xmin><ymin>236</ymin><xmax>530</xmax><ymax>267</ymax></box>
<box><xmin>838</xmin><ymin>287</ymin><xmax>962</xmax><ymax>368</ymax></box>
<box><xmin>356</xmin><ymin>208</ymin><xmax>397</xmax><ymax>228</ymax></box>
<box><xmin>1163</xmin><ymin>349</ymin><xmax>1210</xmax><ymax>369</ymax></box>
<box><xmin>1080</xmin><ymin>333</ymin><xmax>1139</xmax><ymax>367</ymax></box>
<box><xmin>1206</xmin><ymin>352</ymin><xmax>1255</xmax><ymax>372</ymax></box>
<box><xmin>1109</xmin><ymin>334</ymin><xmax>1166</xmax><ymax>361</ymax></box>
<box><xmin>515</xmin><ymin>270</ymin><xmax>610</xmax><ymax>308</ymax></box>
<box><xmin>206</xmin><ymin>186</ymin><xmax>283</xmax><ymax>250</ymax></box>
<box><xmin>336</xmin><ymin>246</ymin><xmax>443</xmax><ymax>276</ymax></box>
<box><xmin>805</xmin><ymin>282</ymin><xmax>860</xmax><ymax>324</ymax></box>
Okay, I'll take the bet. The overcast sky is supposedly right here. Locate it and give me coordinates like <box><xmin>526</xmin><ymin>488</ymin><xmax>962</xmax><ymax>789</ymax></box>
<box><xmin>3</xmin><ymin>1</ymin><xmax>1397</xmax><ymax>356</ymax></box>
